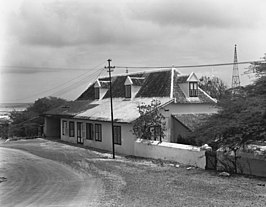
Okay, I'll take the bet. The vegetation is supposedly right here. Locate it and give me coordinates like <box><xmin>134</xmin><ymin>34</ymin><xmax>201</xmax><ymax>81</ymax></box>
<box><xmin>0</xmin><ymin>119</ymin><xmax>9</xmax><ymax>139</ymax></box>
<box><xmin>132</xmin><ymin>99</ymin><xmax>166</xmax><ymax>141</ymax></box>
<box><xmin>8</xmin><ymin>97</ymin><xmax>67</xmax><ymax>138</ymax></box>
<box><xmin>191</xmin><ymin>61</ymin><xmax>266</xmax><ymax>151</ymax></box>
<box><xmin>199</xmin><ymin>76</ymin><xmax>227</xmax><ymax>100</ymax></box>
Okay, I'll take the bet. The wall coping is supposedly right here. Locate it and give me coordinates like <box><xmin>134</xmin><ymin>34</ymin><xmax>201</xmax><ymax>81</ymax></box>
<box><xmin>135</xmin><ymin>139</ymin><xmax>202</xmax><ymax>152</ymax></box>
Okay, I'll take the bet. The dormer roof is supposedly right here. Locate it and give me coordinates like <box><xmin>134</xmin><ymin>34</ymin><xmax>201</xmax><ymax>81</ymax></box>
<box><xmin>186</xmin><ymin>72</ymin><xmax>199</xmax><ymax>82</ymax></box>
<box><xmin>124</xmin><ymin>76</ymin><xmax>133</xmax><ymax>85</ymax></box>
<box><xmin>94</xmin><ymin>80</ymin><xmax>101</xmax><ymax>88</ymax></box>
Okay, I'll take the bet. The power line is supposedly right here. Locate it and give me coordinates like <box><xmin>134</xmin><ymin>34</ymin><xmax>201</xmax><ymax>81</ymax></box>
<box><xmin>0</xmin><ymin>65</ymin><xmax>98</xmax><ymax>71</ymax></box>
<box><xmin>51</xmin><ymin>67</ymin><xmax>105</xmax><ymax>96</ymax></box>
<box><xmin>51</xmin><ymin>67</ymin><xmax>105</xmax><ymax>97</ymax></box>
<box><xmin>115</xmin><ymin>60</ymin><xmax>262</xmax><ymax>69</ymax></box>
<box><xmin>5</xmin><ymin>61</ymin><xmax>106</xmax><ymax>102</ymax></box>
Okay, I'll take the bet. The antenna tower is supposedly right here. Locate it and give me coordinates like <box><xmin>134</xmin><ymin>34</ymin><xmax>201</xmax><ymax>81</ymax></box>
<box><xmin>231</xmin><ymin>44</ymin><xmax>241</xmax><ymax>88</ymax></box>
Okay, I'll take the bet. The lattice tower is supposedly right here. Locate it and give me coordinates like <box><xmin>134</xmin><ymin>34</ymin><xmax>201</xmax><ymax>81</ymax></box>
<box><xmin>231</xmin><ymin>44</ymin><xmax>241</xmax><ymax>88</ymax></box>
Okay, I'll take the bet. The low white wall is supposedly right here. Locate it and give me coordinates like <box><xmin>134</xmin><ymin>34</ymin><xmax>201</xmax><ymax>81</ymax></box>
<box><xmin>134</xmin><ymin>139</ymin><xmax>206</xmax><ymax>169</ymax></box>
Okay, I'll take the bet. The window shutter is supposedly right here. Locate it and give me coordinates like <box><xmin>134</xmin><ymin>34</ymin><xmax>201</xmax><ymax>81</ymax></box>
<box><xmin>82</xmin><ymin>123</ymin><xmax>85</xmax><ymax>138</ymax></box>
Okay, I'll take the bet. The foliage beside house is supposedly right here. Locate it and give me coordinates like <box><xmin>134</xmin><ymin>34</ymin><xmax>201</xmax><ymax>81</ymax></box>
<box><xmin>6</xmin><ymin>97</ymin><xmax>67</xmax><ymax>138</ymax></box>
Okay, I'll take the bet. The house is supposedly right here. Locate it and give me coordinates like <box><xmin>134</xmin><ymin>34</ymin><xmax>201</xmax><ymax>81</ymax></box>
<box><xmin>44</xmin><ymin>68</ymin><xmax>217</xmax><ymax>155</ymax></box>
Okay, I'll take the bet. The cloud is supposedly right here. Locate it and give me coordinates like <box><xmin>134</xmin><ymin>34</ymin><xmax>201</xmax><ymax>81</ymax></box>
<box><xmin>2</xmin><ymin>0</ymin><xmax>266</xmax><ymax>74</ymax></box>
<box><xmin>128</xmin><ymin>0</ymin><xmax>262</xmax><ymax>29</ymax></box>
<box><xmin>5</xmin><ymin>0</ymin><xmax>149</xmax><ymax>48</ymax></box>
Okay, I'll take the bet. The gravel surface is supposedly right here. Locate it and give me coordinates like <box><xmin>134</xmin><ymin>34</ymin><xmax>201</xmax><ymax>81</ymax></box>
<box><xmin>1</xmin><ymin>138</ymin><xmax>266</xmax><ymax>207</ymax></box>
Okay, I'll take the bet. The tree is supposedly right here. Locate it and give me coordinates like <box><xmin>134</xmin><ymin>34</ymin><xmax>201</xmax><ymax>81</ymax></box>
<box><xmin>132</xmin><ymin>99</ymin><xmax>166</xmax><ymax>141</ymax></box>
<box><xmin>0</xmin><ymin>119</ymin><xmax>9</xmax><ymax>139</ymax></box>
<box><xmin>247</xmin><ymin>61</ymin><xmax>266</xmax><ymax>77</ymax></box>
<box><xmin>199</xmin><ymin>76</ymin><xmax>227</xmax><ymax>100</ymax></box>
<box><xmin>26</xmin><ymin>96</ymin><xmax>67</xmax><ymax>115</ymax></box>
<box><xmin>8</xmin><ymin>96</ymin><xmax>67</xmax><ymax>138</ymax></box>
<box><xmin>191</xmin><ymin>62</ymin><xmax>266</xmax><ymax>150</ymax></box>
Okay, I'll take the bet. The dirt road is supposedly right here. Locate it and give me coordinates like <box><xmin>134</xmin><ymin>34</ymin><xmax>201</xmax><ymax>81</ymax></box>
<box><xmin>1</xmin><ymin>138</ymin><xmax>266</xmax><ymax>206</ymax></box>
<box><xmin>0</xmin><ymin>147</ymin><xmax>102</xmax><ymax>207</ymax></box>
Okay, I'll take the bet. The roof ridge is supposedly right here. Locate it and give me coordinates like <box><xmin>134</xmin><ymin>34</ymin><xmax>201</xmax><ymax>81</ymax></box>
<box><xmin>99</xmin><ymin>68</ymin><xmax>173</xmax><ymax>79</ymax></box>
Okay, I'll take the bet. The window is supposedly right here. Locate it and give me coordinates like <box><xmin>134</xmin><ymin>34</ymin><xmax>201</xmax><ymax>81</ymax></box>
<box><xmin>77</xmin><ymin>122</ymin><xmax>82</xmax><ymax>138</ymax></box>
<box><xmin>95</xmin><ymin>124</ymin><xmax>102</xmax><ymax>142</ymax></box>
<box><xmin>95</xmin><ymin>88</ymin><xmax>100</xmax><ymax>99</ymax></box>
<box><xmin>86</xmin><ymin>123</ymin><xmax>94</xmax><ymax>140</ymax></box>
<box><xmin>114</xmin><ymin>126</ymin><xmax>121</xmax><ymax>145</ymax></box>
<box><xmin>189</xmin><ymin>82</ymin><xmax>198</xmax><ymax>97</ymax></box>
<box><xmin>62</xmin><ymin>120</ymin><xmax>67</xmax><ymax>135</ymax></box>
<box><xmin>69</xmin><ymin>121</ymin><xmax>75</xmax><ymax>137</ymax></box>
<box><xmin>125</xmin><ymin>85</ymin><xmax>131</xmax><ymax>98</ymax></box>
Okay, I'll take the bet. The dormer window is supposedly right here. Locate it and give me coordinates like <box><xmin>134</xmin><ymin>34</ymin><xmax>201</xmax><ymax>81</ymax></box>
<box><xmin>124</xmin><ymin>76</ymin><xmax>133</xmax><ymax>99</ymax></box>
<box><xmin>186</xmin><ymin>72</ymin><xmax>199</xmax><ymax>97</ymax></box>
<box><xmin>125</xmin><ymin>85</ymin><xmax>131</xmax><ymax>98</ymax></box>
<box><xmin>94</xmin><ymin>79</ymin><xmax>101</xmax><ymax>100</ymax></box>
<box><xmin>95</xmin><ymin>88</ymin><xmax>100</xmax><ymax>99</ymax></box>
<box><xmin>189</xmin><ymin>82</ymin><xmax>198</xmax><ymax>97</ymax></box>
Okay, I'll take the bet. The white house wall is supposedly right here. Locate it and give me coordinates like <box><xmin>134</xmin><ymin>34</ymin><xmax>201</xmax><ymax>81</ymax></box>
<box><xmin>160</xmin><ymin>103</ymin><xmax>218</xmax><ymax>142</ymax></box>
<box><xmin>60</xmin><ymin>118</ymin><xmax>136</xmax><ymax>155</ymax></box>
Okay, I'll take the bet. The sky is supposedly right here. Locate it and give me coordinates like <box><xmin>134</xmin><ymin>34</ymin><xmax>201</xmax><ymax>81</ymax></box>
<box><xmin>0</xmin><ymin>0</ymin><xmax>266</xmax><ymax>103</ymax></box>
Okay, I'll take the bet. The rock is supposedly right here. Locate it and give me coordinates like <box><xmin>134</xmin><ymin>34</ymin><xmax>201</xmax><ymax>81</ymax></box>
<box><xmin>200</xmin><ymin>144</ymin><xmax>212</xmax><ymax>151</ymax></box>
<box><xmin>186</xmin><ymin>167</ymin><xmax>192</xmax><ymax>170</ymax></box>
<box><xmin>175</xmin><ymin>164</ymin><xmax>180</xmax><ymax>168</ymax></box>
<box><xmin>218</xmin><ymin>172</ymin><xmax>230</xmax><ymax>177</ymax></box>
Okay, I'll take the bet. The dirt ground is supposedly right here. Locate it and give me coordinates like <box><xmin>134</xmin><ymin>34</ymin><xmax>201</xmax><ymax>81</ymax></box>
<box><xmin>1</xmin><ymin>138</ymin><xmax>266</xmax><ymax>207</ymax></box>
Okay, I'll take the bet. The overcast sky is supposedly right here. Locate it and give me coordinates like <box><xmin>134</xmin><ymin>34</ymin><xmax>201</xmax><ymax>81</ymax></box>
<box><xmin>1</xmin><ymin>0</ymin><xmax>266</xmax><ymax>103</ymax></box>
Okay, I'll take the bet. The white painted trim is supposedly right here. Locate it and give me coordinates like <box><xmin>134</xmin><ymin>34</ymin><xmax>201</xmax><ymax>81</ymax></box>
<box><xmin>198</xmin><ymin>88</ymin><xmax>218</xmax><ymax>103</ymax></box>
<box><xmin>186</xmin><ymin>72</ymin><xmax>199</xmax><ymax>82</ymax></box>
<box><xmin>170</xmin><ymin>68</ymin><xmax>174</xmax><ymax>98</ymax></box>
<box><xmin>124</xmin><ymin>76</ymin><xmax>133</xmax><ymax>85</ymax></box>
<box><xmin>94</xmin><ymin>79</ymin><xmax>101</xmax><ymax>88</ymax></box>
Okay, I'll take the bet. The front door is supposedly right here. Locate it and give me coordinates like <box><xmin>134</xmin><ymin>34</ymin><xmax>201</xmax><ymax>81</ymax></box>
<box><xmin>77</xmin><ymin>122</ymin><xmax>83</xmax><ymax>144</ymax></box>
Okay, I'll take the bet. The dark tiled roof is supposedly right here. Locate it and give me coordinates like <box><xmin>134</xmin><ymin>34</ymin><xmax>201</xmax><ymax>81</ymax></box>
<box><xmin>103</xmin><ymin>76</ymin><xmax>127</xmax><ymax>98</ymax></box>
<box><xmin>77</xmin><ymin>84</ymin><xmax>95</xmax><ymax>101</ymax></box>
<box><xmin>176</xmin><ymin>75</ymin><xmax>189</xmax><ymax>83</ymax></box>
<box><xmin>76</xmin><ymin>70</ymin><xmax>171</xmax><ymax>100</ymax></box>
<box><xmin>45</xmin><ymin>101</ymin><xmax>98</xmax><ymax>117</ymax></box>
<box><xmin>136</xmin><ymin>70</ymin><xmax>171</xmax><ymax>97</ymax></box>
<box><xmin>172</xmin><ymin>113</ymin><xmax>212</xmax><ymax>131</ymax></box>
<box><xmin>173</xmin><ymin>84</ymin><xmax>187</xmax><ymax>102</ymax></box>
<box><xmin>197</xmin><ymin>88</ymin><xmax>217</xmax><ymax>103</ymax></box>
<box><xmin>76</xmin><ymin>69</ymin><xmax>216</xmax><ymax>104</ymax></box>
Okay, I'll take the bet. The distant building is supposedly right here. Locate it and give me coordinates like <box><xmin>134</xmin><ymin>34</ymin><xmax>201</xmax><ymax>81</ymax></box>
<box><xmin>44</xmin><ymin>68</ymin><xmax>217</xmax><ymax>155</ymax></box>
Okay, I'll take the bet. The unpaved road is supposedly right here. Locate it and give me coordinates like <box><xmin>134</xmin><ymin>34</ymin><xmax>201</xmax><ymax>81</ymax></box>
<box><xmin>0</xmin><ymin>147</ymin><xmax>102</xmax><ymax>207</ymax></box>
<box><xmin>1</xmin><ymin>138</ymin><xmax>266</xmax><ymax>207</ymax></box>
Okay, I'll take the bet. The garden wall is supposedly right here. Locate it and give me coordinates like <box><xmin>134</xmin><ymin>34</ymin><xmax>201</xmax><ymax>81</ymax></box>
<box><xmin>134</xmin><ymin>139</ymin><xmax>206</xmax><ymax>169</ymax></box>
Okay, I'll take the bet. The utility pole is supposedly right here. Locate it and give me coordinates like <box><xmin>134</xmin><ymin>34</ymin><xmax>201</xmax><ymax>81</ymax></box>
<box><xmin>105</xmin><ymin>59</ymin><xmax>115</xmax><ymax>159</ymax></box>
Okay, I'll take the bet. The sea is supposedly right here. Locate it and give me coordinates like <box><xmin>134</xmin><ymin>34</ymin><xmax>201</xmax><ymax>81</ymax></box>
<box><xmin>0</xmin><ymin>103</ymin><xmax>31</xmax><ymax>120</ymax></box>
